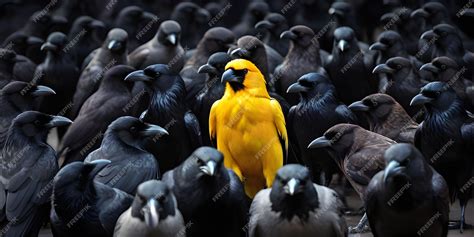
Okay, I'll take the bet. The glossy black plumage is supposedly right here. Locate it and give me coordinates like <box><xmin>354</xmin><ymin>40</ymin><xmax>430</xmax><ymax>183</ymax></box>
<box><xmin>162</xmin><ymin>147</ymin><xmax>248</xmax><ymax>237</ymax></box>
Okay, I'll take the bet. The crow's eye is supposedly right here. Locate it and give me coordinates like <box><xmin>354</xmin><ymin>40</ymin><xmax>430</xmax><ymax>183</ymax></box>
<box><xmin>396</xmin><ymin>65</ymin><xmax>402</xmax><ymax>70</ymax></box>
<box><xmin>440</xmin><ymin>65</ymin><xmax>447</xmax><ymax>70</ymax></box>
<box><xmin>130</xmin><ymin>126</ymin><xmax>137</xmax><ymax>132</ymax></box>
<box><xmin>34</xmin><ymin>120</ymin><xmax>41</xmax><ymax>126</ymax></box>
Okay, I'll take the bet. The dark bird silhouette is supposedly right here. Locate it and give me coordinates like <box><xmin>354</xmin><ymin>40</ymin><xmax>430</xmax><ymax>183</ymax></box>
<box><xmin>369</xmin><ymin>31</ymin><xmax>422</xmax><ymax>70</ymax></box>
<box><xmin>50</xmin><ymin>160</ymin><xmax>133</xmax><ymax>237</ymax></box>
<box><xmin>84</xmin><ymin>116</ymin><xmax>167</xmax><ymax>195</ymax></box>
<box><xmin>170</xmin><ymin>2</ymin><xmax>210</xmax><ymax>49</ymax></box>
<box><xmin>60</xmin><ymin>65</ymin><xmax>135</xmax><ymax>166</ymax></box>
<box><xmin>35</xmin><ymin>32</ymin><xmax>80</xmax><ymax>115</ymax></box>
<box><xmin>372</xmin><ymin>57</ymin><xmax>426</xmax><ymax>117</ymax></box>
<box><xmin>249</xmin><ymin>164</ymin><xmax>347</xmax><ymax>237</ymax></box>
<box><xmin>410</xmin><ymin>81</ymin><xmax>474</xmax><ymax>232</ymax></box>
<box><xmin>230</xmin><ymin>35</ymin><xmax>283</xmax><ymax>82</ymax></box>
<box><xmin>114</xmin><ymin>180</ymin><xmax>185</xmax><ymax>237</ymax></box>
<box><xmin>348</xmin><ymin>94</ymin><xmax>418</xmax><ymax>143</ymax></box>
<box><xmin>0</xmin><ymin>49</ymin><xmax>20</xmax><ymax>89</ymax></box>
<box><xmin>232</xmin><ymin>1</ymin><xmax>269</xmax><ymax>38</ymax></box>
<box><xmin>67</xmin><ymin>16</ymin><xmax>106</xmax><ymax>67</ymax></box>
<box><xmin>70</xmin><ymin>28</ymin><xmax>129</xmax><ymax>119</ymax></box>
<box><xmin>162</xmin><ymin>147</ymin><xmax>248</xmax><ymax>237</ymax></box>
<box><xmin>2</xmin><ymin>32</ymin><xmax>44</xmax><ymax>64</ymax></box>
<box><xmin>276</xmin><ymin>25</ymin><xmax>328</xmax><ymax>105</ymax></box>
<box><xmin>255</xmin><ymin>13</ymin><xmax>289</xmax><ymax>56</ymax></box>
<box><xmin>0</xmin><ymin>111</ymin><xmax>72</xmax><ymax>237</ymax></box>
<box><xmin>180</xmin><ymin>27</ymin><xmax>235</xmax><ymax>87</ymax></box>
<box><xmin>420</xmin><ymin>24</ymin><xmax>474</xmax><ymax>81</ymax></box>
<box><xmin>325</xmin><ymin>27</ymin><xmax>376</xmax><ymax>105</ymax></box>
<box><xmin>419</xmin><ymin>56</ymin><xmax>474</xmax><ymax>111</ymax></box>
<box><xmin>287</xmin><ymin>72</ymin><xmax>356</xmax><ymax>185</ymax></box>
<box><xmin>0</xmin><ymin>81</ymin><xmax>55</xmax><ymax>148</ymax></box>
<box><xmin>379</xmin><ymin>8</ymin><xmax>423</xmax><ymax>55</ymax></box>
<box><xmin>125</xmin><ymin>64</ymin><xmax>201</xmax><ymax>174</ymax></box>
<box><xmin>193</xmin><ymin>52</ymin><xmax>232</xmax><ymax>146</ymax></box>
<box><xmin>128</xmin><ymin>20</ymin><xmax>184</xmax><ymax>73</ymax></box>
<box><xmin>113</xmin><ymin>6</ymin><xmax>158</xmax><ymax>51</ymax></box>
<box><xmin>365</xmin><ymin>143</ymin><xmax>450</xmax><ymax>237</ymax></box>
<box><xmin>308</xmin><ymin>124</ymin><xmax>396</xmax><ymax>233</ymax></box>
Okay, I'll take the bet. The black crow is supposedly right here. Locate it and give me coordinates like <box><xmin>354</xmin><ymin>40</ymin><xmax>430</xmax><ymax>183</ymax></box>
<box><xmin>276</xmin><ymin>25</ymin><xmax>328</xmax><ymax>105</ymax></box>
<box><xmin>113</xmin><ymin>6</ymin><xmax>158</xmax><ymax>51</ymax></box>
<box><xmin>287</xmin><ymin>72</ymin><xmax>356</xmax><ymax>185</ymax></box>
<box><xmin>249</xmin><ymin>164</ymin><xmax>347</xmax><ymax>237</ymax></box>
<box><xmin>125</xmin><ymin>64</ymin><xmax>201</xmax><ymax>173</ymax></box>
<box><xmin>35</xmin><ymin>32</ymin><xmax>80</xmax><ymax>115</ymax></box>
<box><xmin>181</xmin><ymin>27</ymin><xmax>235</xmax><ymax>79</ymax></box>
<box><xmin>2</xmin><ymin>32</ymin><xmax>44</xmax><ymax>64</ymax></box>
<box><xmin>128</xmin><ymin>20</ymin><xmax>184</xmax><ymax>73</ymax></box>
<box><xmin>67</xmin><ymin>16</ymin><xmax>106</xmax><ymax>67</ymax></box>
<box><xmin>410</xmin><ymin>81</ymin><xmax>474</xmax><ymax>232</ymax></box>
<box><xmin>193</xmin><ymin>52</ymin><xmax>232</xmax><ymax>146</ymax></box>
<box><xmin>369</xmin><ymin>31</ymin><xmax>422</xmax><ymax>70</ymax></box>
<box><xmin>372</xmin><ymin>57</ymin><xmax>426</xmax><ymax>117</ymax></box>
<box><xmin>170</xmin><ymin>2</ymin><xmax>210</xmax><ymax>49</ymax></box>
<box><xmin>60</xmin><ymin>65</ymin><xmax>135</xmax><ymax>166</ymax></box>
<box><xmin>114</xmin><ymin>180</ymin><xmax>185</xmax><ymax>237</ymax></box>
<box><xmin>50</xmin><ymin>160</ymin><xmax>133</xmax><ymax>237</ymax></box>
<box><xmin>162</xmin><ymin>147</ymin><xmax>248</xmax><ymax>237</ymax></box>
<box><xmin>230</xmin><ymin>35</ymin><xmax>283</xmax><ymax>82</ymax></box>
<box><xmin>420</xmin><ymin>24</ymin><xmax>474</xmax><ymax>80</ymax></box>
<box><xmin>0</xmin><ymin>81</ymin><xmax>55</xmax><ymax>147</ymax></box>
<box><xmin>85</xmin><ymin>116</ymin><xmax>167</xmax><ymax>195</ymax></box>
<box><xmin>420</xmin><ymin>56</ymin><xmax>474</xmax><ymax>111</ymax></box>
<box><xmin>308</xmin><ymin>124</ymin><xmax>396</xmax><ymax>233</ymax></box>
<box><xmin>325</xmin><ymin>27</ymin><xmax>376</xmax><ymax>105</ymax></box>
<box><xmin>379</xmin><ymin>8</ymin><xmax>422</xmax><ymax>55</ymax></box>
<box><xmin>0</xmin><ymin>111</ymin><xmax>72</xmax><ymax>237</ymax></box>
<box><xmin>232</xmin><ymin>1</ymin><xmax>269</xmax><ymax>38</ymax></box>
<box><xmin>255</xmin><ymin>13</ymin><xmax>289</xmax><ymax>56</ymax></box>
<box><xmin>365</xmin><ymin>143</ymin><xmax>450</xmax><ymax>237</ymax></box>
<box><xmin>70</xmin><ymin>28</ymin><xmax>129</xmax><ymax>119</ymax></box>
<box><xmin>349</xmin><ymin>94</ymin><xmax>419</xmax><ymax>143</ymax></box>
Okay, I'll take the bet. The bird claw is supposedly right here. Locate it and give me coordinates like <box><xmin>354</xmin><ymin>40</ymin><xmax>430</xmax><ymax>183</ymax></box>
<box><xmin>348</xmin><ymin>224</ymin><xmax>370</xmax><ymax>234</ymax></box>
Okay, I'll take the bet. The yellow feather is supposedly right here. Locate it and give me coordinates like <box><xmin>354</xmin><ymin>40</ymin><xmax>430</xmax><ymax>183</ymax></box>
<box><xmin>209</xmin><ymin>59</ymin><xmax>287</xmax><ymax>197</ymax></box>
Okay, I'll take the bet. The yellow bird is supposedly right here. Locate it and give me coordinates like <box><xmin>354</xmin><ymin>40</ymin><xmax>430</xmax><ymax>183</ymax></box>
<box><xmin>209</xmin><ymin>59</ymin><xmax>288</xmax><ymax>198</ymax></box>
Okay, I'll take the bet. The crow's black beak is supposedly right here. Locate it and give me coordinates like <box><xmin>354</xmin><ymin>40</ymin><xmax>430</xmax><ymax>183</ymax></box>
<box><xmin>369</xmin><ymin>42</ymin><xmax>387</xmax><ymax>51</ymax></box>
<box><xmin>280</xmin><ymin>30</ymin><xmax>297</xmax><ymax>40</ymax></box>
<box><xmin>286</xmin><ymin>82</ymin><xmax>308</xmax><ymax>94</ymax></box>
<box><xmin>40</xmin><ymin>42</ymin><xmax>58</xmax><ymax>51</ymax></box>
<box><xmin>255</xmin><ymin>20</ymin><xmax>273</xmax><ymax>30</ymax></box>
<box><xmin>45</xmin><ymin>116</ymin><xmax>72</xmax><ymax>128</ymax></box>
<box><xmin>140</xmin><ymin>124</ymin><xmax>168</xmax><ymax>137</ymax></box>
<box><xmin>348</xmin><ymin>101</ymin><xmax>370</xmax><ymax>111</ymax></box>
<box><xmin>125</xmin><ymin>70</ymin><xmax>153</xmax><ymax>82</ymax></box>
<box><xmin>198</xmin><ymin>64</ymin><xmax>217</xmax><ymax>75</ymax></box>
<box><xmin>308</xmin><ymin>136</ymin><xmax>332</xmax><ymax>149</ymax></box>
<box><xmin>420</xmin><ymin>63</ymin><xmax>439</xmax><ymax>74</ymax></box>
<box><xmin>31</xmin><ymin>85</ymin><xmax>56</xmax><ymax>97</ymax></box>
<box><xmin>373</xmin><ymin>64</ymin><xmax>395</xmax><ymax>74</ymax></box>
<box><xmin>410</xmin><ymin>94</ymin><xmax>434</xmax><ymax>106</ymax></box>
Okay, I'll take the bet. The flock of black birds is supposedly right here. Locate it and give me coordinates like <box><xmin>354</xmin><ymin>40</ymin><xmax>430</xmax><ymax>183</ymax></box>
<box><xmin>0</xmin><ymin>0</ymin><xmax>473</xmax><ymax>236</ymax></box>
